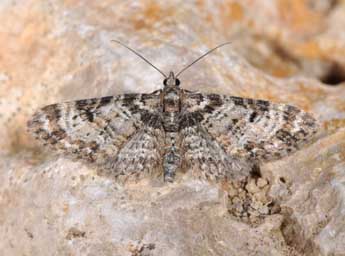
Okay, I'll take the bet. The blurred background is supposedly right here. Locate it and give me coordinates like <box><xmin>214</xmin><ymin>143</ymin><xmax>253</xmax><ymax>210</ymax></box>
<box><xmin>0</xmin><ymin>0</ymin><xmax>345</xmax><ymax>153</ymax></box>
<box><xmin>1</xmin><ymin>1</ymin><xmax>345</xmax><ymax>255</ymax></box>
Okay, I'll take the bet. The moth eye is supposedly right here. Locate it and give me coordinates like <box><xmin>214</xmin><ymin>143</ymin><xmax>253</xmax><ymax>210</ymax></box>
<box><xmin>176</xmin><ymin>79</ymin><xmax>181</xmax><ymax>86</ymax></box>
<box><xmin>163</xmin><ymin>79</ymin><xmax>168</xmax><ymax>86</ymax></box>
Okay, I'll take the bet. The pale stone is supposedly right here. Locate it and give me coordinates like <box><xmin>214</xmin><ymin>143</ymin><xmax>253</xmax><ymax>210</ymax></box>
<box><xmin>257</xmin><ymin>177</ymin><xmax>268</xmax><ymax>188</ymax></box>
<box><xmin>245</xmin><ymin>179</ymin><xmax>260</xmax><ymax>194</ymax></box>
<box><xmin>1</xmin><ymin>0</ymin><xmax>345</xmax><ymax>256</ymax></box>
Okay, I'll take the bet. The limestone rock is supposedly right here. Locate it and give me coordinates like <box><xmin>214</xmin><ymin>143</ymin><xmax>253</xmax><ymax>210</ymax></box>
<box><xmin>1</xmin><ymin>1</ymin><xmax>345</xmax><ymax>255</ymax></box>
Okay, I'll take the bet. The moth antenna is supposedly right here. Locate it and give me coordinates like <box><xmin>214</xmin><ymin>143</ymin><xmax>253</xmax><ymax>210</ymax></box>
<box><xmin>176</xmin><ymin>42</ymin><xmax>232</xmax><ymax>78</ymax></box>
<box><xmin>112</xmin><ymin>40</ymin><xmax>168</xmax><ymax>78</ymax></box>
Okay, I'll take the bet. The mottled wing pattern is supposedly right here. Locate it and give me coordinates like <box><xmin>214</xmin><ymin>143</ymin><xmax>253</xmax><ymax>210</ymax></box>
<box><xmin>28</xmin><ymin>92</ymin><xmax>164</xmax><ymax>176</ymax></box>
<box><xmin>182</xmin><ymin>91</ymin><xmax>319</xmax><ymax>162</ymax></box>
<box><xmin>180</xmin><ymin>120</ymin><xmax>254</xmax><ymax>180</ymax></box>
<box><xmin>111</xmin><ymin>117</ymin><xmax>165</xmax><ymax>179</ymax></box>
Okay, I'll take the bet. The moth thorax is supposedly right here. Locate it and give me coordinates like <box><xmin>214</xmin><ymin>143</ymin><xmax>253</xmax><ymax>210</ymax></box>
<box><xmin>163</xmin><ymin>90</ymin><xmax>181</xmax><ymax>112</ymax></box>
<box><xmin>163</xmin><ymin>90</ymin><xmax>181</xmax><ymax>132</ymax></box>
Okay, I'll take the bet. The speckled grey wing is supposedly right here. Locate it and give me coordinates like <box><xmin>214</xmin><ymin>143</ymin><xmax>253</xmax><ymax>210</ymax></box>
<box><xmin>182</xmin><ymin>91</ymin><xmax>319</xmax><ymax>162</ymax></box>
<box><xmin>111</xmin><ymin>124</ymin><xmax>165</xmax><ymax>179</ymax></box>
<box><xmin>180</xmin><ymin>122</ymin><xmax>254</xmax><ymax>181</ymax></box>
<box><xmin>28</xmin><ymin>92</ymin><xmax>164</xmax><ymax>176</ymax></box>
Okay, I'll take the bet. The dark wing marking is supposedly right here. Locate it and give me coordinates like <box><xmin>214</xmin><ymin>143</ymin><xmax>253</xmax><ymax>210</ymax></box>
<box><xmin>180</xmin><ymin>116</ymin><xmax>254</xmax><ymax>181</ymax></box>
<box><xmin>182</xmin><ymin>91</ymin><xmax>319</xmax><ymax>162</ymax></box>
<box><xmin>111</xmin><ymin>123</ymin><xmax>164</xmax><ymax>179</ymax></box>
<box><xmin>28</xmin><ymin>92</ymin><xmax>163</xmax><ymax>170</ymax></box>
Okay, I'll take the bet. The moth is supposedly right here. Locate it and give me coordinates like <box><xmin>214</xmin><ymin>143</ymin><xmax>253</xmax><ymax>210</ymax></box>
<box><xmin>28</xmin><ymin>41</ymin><xmax>319</xmax><ymax>182</ymax></box>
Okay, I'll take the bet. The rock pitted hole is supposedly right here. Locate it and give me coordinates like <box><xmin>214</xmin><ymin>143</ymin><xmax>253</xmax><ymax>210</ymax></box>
<box><xmin>320</xmin><ymin>62</ymin><xmax>345</xmax><ymax>86</ymax></box>
<box><xmin>239</xmin><ymin>37</ymin><xmax>345</xmax><ymax>86</ymax></box>
<box><xmin>250</xmin><ymin>164</ymin><xmax>261</xmax><ymax>178</ymax></box>
<box><xmin>65</xmin><ymin>227</ymin><xmax>86</xmax><ymax>240</ymax></box>
<box><xmin>272</xmin><ymin>43</ymin><xmax>299</xmax><ymax>66</ymax></box>
<box><xmin>281</xmin><ymin>212</ymin><xmax>319</xmax><ymax>255</ymax></box>
<box><xmin>129</xmin><ymin>242</ymin><xmax>155</xmax><ymax>256</ymax></box>
<box><xmin>307</xmin><ymin>0</ymin><xmax>339</xmax><ymax>13</ymax></box>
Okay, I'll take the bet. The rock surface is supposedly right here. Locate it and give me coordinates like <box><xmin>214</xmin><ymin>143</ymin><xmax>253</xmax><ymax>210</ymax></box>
<box><xmin>1</xmin><ymin>0</ymin><xmax>345</xmax><ymax>255</ymax></box>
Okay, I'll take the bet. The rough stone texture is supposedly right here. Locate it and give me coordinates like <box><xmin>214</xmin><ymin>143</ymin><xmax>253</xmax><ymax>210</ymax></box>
<box><xmin>1</xmin><ymin>0</ymin><xmax>345</xmax><ymax>255</ymax></box>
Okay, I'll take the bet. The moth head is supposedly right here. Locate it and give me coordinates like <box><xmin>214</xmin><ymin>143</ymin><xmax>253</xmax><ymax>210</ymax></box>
<box><xmin>111</xmin><ymin>40</ymin><xmax>231</xmax><ymax>90</ymax></box>
<box><xmin>163</xmin><ymin>71</ymin><xmax>181</xmax><ymax>87</ymax></box>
